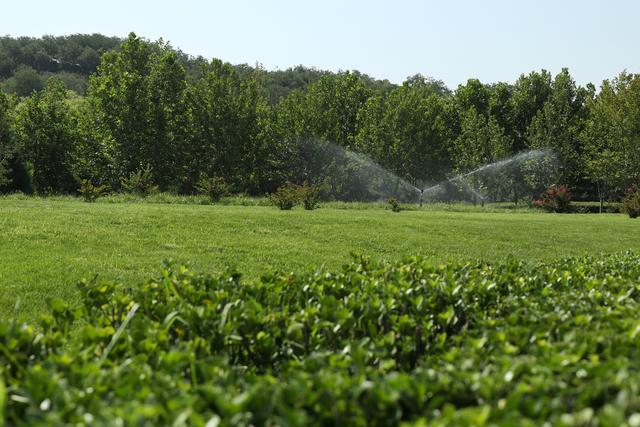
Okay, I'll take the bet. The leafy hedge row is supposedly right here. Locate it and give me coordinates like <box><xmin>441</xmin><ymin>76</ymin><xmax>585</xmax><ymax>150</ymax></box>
<box><xmin>2</xmin><ymin>253</ymin><xmax>640</xmax><ymax>426</ymax></box>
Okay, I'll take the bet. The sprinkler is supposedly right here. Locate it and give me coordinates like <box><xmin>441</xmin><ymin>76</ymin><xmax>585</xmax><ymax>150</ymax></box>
<box><xmin>419</xmin><ymin>189</ymin><xmax>424</xmax><ymax>207</ymax></box>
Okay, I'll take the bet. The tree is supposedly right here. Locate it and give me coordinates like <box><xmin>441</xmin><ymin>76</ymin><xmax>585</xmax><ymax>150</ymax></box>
<box><xmin>3</xmin><ymin>65</ymin><xmax>45</xmax><ymax>97</ymax></box>
<box><xmin>77</xmin><ymin>46</ymin><xmax>101</xmax><ymax>74</ymax></box>
<box><xmin>510</xmin><ymin>70</ymin><xmax>552</xmax><ymax>151</ymax></box>
<box><xmin>145</xmin><ymin>49</ymin><xmax>188</xmax><ymax>189</ymax></box>
<box><xmin>356</xmin><ymin>76</ymin><xmax>450</xmax><ymax>186</ymax></box>
<box><xmin>0</xmin><ymin>91</ymin><xmax>14</xmax><ymax>188</ymax></box>
<box><xmin>184</xmin><ymin>59</ymin><xmax>264</xmax><ymax>193</ymax></box>
<box><xmin>14</xmin><ymin>78</ymin><xmax>75</xmax><ymax>193</ymax></box>
<box><xmin>527</xmin><ymin>69</ymin><xmax>589</xmax><ymax>186</ymax></box>
<box><xmin>87</xmin><ymin>33</ymin><xmax>153</xmax><ymax>182</ymax></box>
<box><xmin>301</xmin><ymin>72</ymin><xmax>372</xmax><ymax>149</ymax></box>
<box><xmin>0</xmin><ymin>50</ymin><xmax>16</xmax><ymax>78</ymax></box>
<box><xmin>451</xmin><ymin>108</ymin><xmax>508</xmax><ymax>172</ymax></box>
<box><xmin>488</xmin><ymin>82</ymin><xmax>514</xmax><ymax>138</ymax></box>
<box><xmin>453</xmin><ymin>79</ymin><xmax>491</xmax><ymax>117</ymax></box>
<box><xmin>262</xmin><ymin>72</ymin><xmax>373</xmax><ymax>199</ymax></box>
<box><xmin>582</xmin><ymin>72</ymin><xmax>640</xmax><ymax>209</ymax></box>
<box><xmin>68</xmin><ymin>97</ymin><xmax>118</xmax><ymax>186</ymax></box>
<box><xmin>88</xmin><ymin>33</ymin><xmax>190</xmax><ymax>190</ymax></box>
<box><xmin>450</xmin><ymin>108</ymin><xmax>514</xmax><ymax>202</ymax></box>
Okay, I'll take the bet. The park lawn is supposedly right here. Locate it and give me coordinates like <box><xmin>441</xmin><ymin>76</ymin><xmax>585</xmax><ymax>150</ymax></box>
<box><xmin>1</xmin><ymin>197</ymin><xmax>639</xmax><ymax>322</ymax></box>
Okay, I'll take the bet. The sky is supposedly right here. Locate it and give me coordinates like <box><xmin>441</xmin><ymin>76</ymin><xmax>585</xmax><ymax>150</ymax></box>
<box><xmin>3</xmin><ymin>0</ymin><xmax>639</xmax><ymax>89</ymax></box>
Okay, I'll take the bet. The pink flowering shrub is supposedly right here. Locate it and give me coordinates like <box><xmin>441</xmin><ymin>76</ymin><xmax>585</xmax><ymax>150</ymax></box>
<box><xmin>533</xmin><ymin>184</ymin><xmax>572</xmax><ymax>213</ymax></box>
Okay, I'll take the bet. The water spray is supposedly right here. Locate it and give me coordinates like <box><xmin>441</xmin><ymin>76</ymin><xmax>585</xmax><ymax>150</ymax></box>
<box><xmin>296</xmin><ymin>139</ymin><xmax>556</xmax><ymax>206</ymax></box>
<box><xmin>420</xmin><ymin>149</ymin><xmax>557</xmax><ymax>205</ymax></box>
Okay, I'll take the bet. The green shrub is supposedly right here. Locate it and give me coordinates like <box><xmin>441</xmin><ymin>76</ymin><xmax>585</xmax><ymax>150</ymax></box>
<box><xmin>194</xmin><ymin>173</ymin><xmax>232</xmax><ymax>202</ymax></box>
<box><xmin>621</xmin><ymin>185</ymin><xmax>640</xmax><ymax>218</ymax></box>
<box><xmin>120</xmin><ymin>164</ymin><xmax>158</xmax><ymax>196</ymax></box>
<box><xmin>76</xmin><ymin>177</ymin><xmax>108</xmax><ymax>202</ymax></box>
<box><xmin>387</xmin><ymin>197</ymin><xmax>401</xmax><ymax>212</ymax></box>
<box><xmin>299</xmin><ymin>182</ymin><xmax>321</xmax><ymax>210</ymax></box>
<box><xmin>269</xmin><ymin>181</ymin><xmax>300</xmax><ymax>210</ymax></box>
<box><xmin>3</xmin><ymin>253</ymin><xmax>640</xmax><ymax>424</ymax></box>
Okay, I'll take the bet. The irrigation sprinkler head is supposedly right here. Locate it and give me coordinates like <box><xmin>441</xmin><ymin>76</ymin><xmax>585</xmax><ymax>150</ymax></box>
<box><xmin>419</xmin><ymin>189</ymin><xmax>424</xmax><ymax>207</ymax></box>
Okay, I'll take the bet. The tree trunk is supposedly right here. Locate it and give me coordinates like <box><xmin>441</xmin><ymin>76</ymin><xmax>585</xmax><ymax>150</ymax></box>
<box><xmin>597</xmin><ymin>181</ymin><xmax>603</xmax><ymax>214</ymax></box>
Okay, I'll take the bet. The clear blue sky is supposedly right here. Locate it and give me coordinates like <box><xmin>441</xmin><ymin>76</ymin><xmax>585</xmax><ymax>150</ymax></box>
<box><xmin>4</xmin><ymin>0</ymin><xmax>639</xmax><ymax>88</ymax></box>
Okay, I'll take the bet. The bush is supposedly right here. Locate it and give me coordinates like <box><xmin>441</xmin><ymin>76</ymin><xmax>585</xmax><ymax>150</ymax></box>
<box><xmin>269</xmin><ymin>181</ymin><xmax>300</xmax><ymax>210</ymax></box>
<box><xmin>299</xmin><ymin>182</ymin><xmax>321</xmax><ymax>210</ymax></box>
<box><xmin>621</xmin><ymin>184</ymin><xmax>640</xmax><ymax>218</ymax></box>
<box><xmin>533</xmin><ymin>184</ymin><xmax>571</xmax><ymax>212</ymax></box>
<box><xmin>76</xmin><ymin>177</ymin><xmax>108</xmax><ymax>202</ymax></box>
<box><xmin>120</xmin><ymin>164</ymin><xmax>158</xmax><ymax>196</ymax></box>
<box><xmin>387</xmin><ymin>197</ymin><xmax>401</xmax><ymax>212</ymax></box>
<box><xmin>194</xmin><ymin>173</ymin><xmax>232</xmax><ymax>203</ymax></box>
<box><xmin>4</xmin><ymin>253</ymin><xmax>640</xmax><ymax>425</ymax></box>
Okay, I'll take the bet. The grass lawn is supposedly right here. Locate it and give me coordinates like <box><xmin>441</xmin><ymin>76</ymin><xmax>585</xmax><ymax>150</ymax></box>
<box><xmin>1</xmin><ymin>197</ymin><xmax>639</xmax><ymax>322</ymax></box>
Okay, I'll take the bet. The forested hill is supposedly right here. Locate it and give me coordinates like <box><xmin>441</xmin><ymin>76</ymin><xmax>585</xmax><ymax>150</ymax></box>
<box><xmin>0</xmin><ymin>34</ymin><xmax>397</xmax><ymax>102</ymax></box>
<box><xmin>0</xmin><ymin>34</ymin><xmax>120</xmax><ymax>95</ymax></box>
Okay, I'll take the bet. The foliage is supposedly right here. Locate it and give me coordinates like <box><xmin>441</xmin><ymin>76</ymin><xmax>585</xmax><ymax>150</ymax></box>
<box><xmin>298</xmin><ymin>182</ymin><xmax>321</xmax><ymax>210</ymax></box>
<box><xmin>87</xmin><ymin>33</ymin><xmax>186</xmax><ymax>188</ymax></box>
<box><xmin>527</xmin><ymin>68</ymin><xmax>589</xmax><ymax>184</ymax></box>
<box><xmin>184</xmin><ymin>58</ymin><xmax>264</xmax><ymax>193</ymax></box>
<box><xmin>194</xmin><ymin>173</ymin><xmax>232</xmax><ymax>202</ymax></box>
<box><xmin>1</xmin><ymin>65</ymin><xmax>45</xmax><ymax>96</ymax></box>
<box><xmin>0</xmin><ymin>34</ymin><xmax>120</xmax><ymax>78</ymax></box>
<box><xmin>387</xmin><ymin>197</ymin><xmax>401</xmax><ymax>212</ymax></box>
<box><xmin>355</xmin><ymin>78</ymin><xmax>450</xmax><ymax>184</ymax></box>
<box><xmin>582</xmin><ymin>72</ymin><xmax>640</xmax><ymax>199</ymax></box>
<box><xmin>2</xmin><ymin>33</ymin><xmax>640</xmax><ymax>204</ymax></box>
<box><xmin>2</xmin><ymin>253</ymin><xmax>640</xmax><ymax>424</ymax></box>
<box><xmin>620</xmin><ymin>185</ymin><xmax>640</xmax><ymax>218</ymax></box>
<box><xmin>120</xmin><ymin>164</ymin><xmax>158</xmax><ymax>196</ymax></box>
<box><xmin>13</xmin><ymin>78</ymin><xmax>76</xmax><ymax>194</ymax></box>
<box><xmin>0</xmin><ymin>92</ymin><xmax>13</xmax><ymax>189</ymax></box>
<box><xmin>269</xmin><ymin>181</ymin><xmax>300</xmax><ymax>210</ymax></box>
<box><xmin>533</xmin><ymin>184</ymin><xmax>572</xmax><ymax>212</ymax></box>
<box><xmin>76</xmin><ymin>177</ymin><xmax>108</xmax><ymax>202</ymax></box>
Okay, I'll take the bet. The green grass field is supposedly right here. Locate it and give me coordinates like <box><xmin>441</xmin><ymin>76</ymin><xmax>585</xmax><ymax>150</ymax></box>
<box><xmin>1</xmin><ymin>197</ymin><xmax>639</xmax><ymax>322</ymax></box>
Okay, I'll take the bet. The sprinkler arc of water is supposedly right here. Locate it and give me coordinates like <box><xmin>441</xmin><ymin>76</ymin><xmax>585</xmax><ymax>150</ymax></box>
<box><xmin>420</xmin><ymin>148</ymin><xmax>556</xmax><ymax>203</ymax></box>
<box><xmin>299</xmin><ymin>138</ymin><xmax>555</xmax><ymax>205</ymax></box>
<box><xmin>301</xmin><ymin>138</ymin><xmax>422</xmax><ymax>202</ymax></box>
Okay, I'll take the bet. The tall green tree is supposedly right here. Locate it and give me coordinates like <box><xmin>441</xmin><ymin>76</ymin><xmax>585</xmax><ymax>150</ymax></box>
<box><xmin>488</xmin><ymin>82</ymin><xmax>514</xmax><ymax>138</ymax></box>
<box><xmin>184</xmin><ymin>59</ymin><xmax>264</xmax><ymax>192</ymax></box>
<box><xmin>265</xmin><ymin>72</ymin><xmax>373</xmax><ymax>198</ymax></box>
<box><xmin>301</xmin><ymin>72</ymin><xmax>372</xmax><ymax>148</ymax></box>
<box><xmin>510</xmin><ymin>70</ymin><xmax>553</xmax><ymax>151</ymax></box>
<box><xmin>449</xmin><ymin>107</ymin><xmax>516</xmax><ymax>201</ymax></box>
<box><xmin>527</xmin><ymin>69</ymin><xmax>589</xmax><ymax>186</ymax></box>
<box><xmin>88</xmin><ymin>33</ymin><xmax>153</xmax><ymax>181</ymax></box>
<box><xmin>14</xmin><ymin>78</ymin><xmax>75</xmax><ymax>193</ymax></box>
<box><xmin>451</xmin><ymin>107</ymin><xmax>510</xmax><ymax>173</ymax></box>
<box><xmin>68</xmin><ymin>97</ymin><xmax>117</xmax><ymax>186</ymax></box>
<box><xmin>88</xmin><ymin>33</ymin><xmax>189</xmax><ymax>189</ymax></box>
<box><xmin>356</xmin><ymin>76</ymin><xmax>450</xmax><ymax>186</ymax></box>
<box><xmin>0</xmin><ymin>91</ymin><xmax>13</xmax><ymax>188</ymax></box>
<box><xmin>582</xmin><ymin>72</ymin><xmax>640</xmax><ymax>206</ymax></box>
<box><xmin>145</xmin><ymin>49</ymin><xmax>188</xmax><ymax>189</ymax></box>
<box><xmin>453</xmin><ymin>79</ymin><xmax>491</xmax><ymax>117</ymax></box>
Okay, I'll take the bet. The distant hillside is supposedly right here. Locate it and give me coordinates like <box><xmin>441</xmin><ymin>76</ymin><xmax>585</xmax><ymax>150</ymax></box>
<box><xmin>0</xmin><ymin>34</ymin><xmax>397</xmax><ymax>101</ymax></box>
<box><xmin>0</xmin><ymin>34</ymin><xmax>121</xmax><ymax>95</ymax></box>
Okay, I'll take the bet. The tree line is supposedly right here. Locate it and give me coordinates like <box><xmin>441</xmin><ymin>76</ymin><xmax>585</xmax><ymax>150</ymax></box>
<box><xmin>0</xmin><ymin>32</ymin><xmax>638</xmax><ymax>204</ymax></box>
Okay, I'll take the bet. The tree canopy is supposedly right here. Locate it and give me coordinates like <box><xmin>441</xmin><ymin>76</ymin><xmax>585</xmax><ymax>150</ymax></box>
<box><xmin>0</xmin><ymin>32</ymin><xmax>638</xmax><ymax>203</ymax></box>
